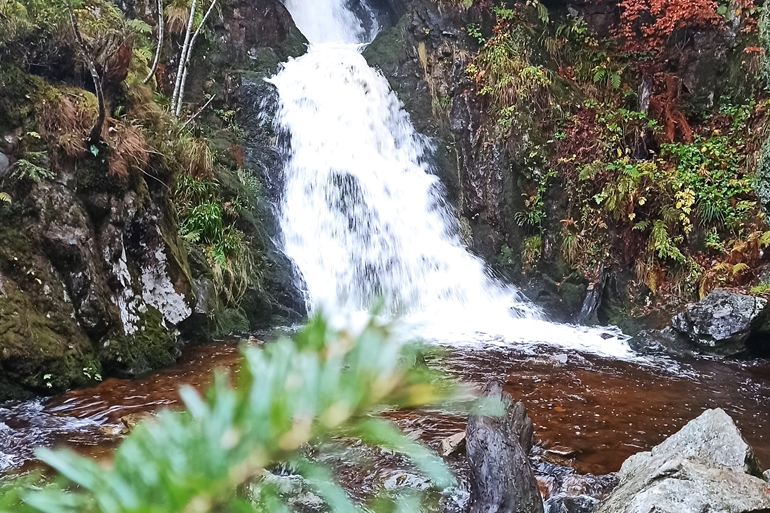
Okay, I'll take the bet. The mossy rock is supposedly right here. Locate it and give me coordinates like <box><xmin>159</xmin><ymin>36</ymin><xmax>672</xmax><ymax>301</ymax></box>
<box><xmin>99</xmin><ymin>305</ymin><xmax>179</xmax><ymax>378</ymax></box>
<box><xmin>0</xmin><ymin>273</ymin><xmax>96</xmax><ymax>401</ymax></box>
<box><xmin>558</xmin><ymin>280</ymin><xmax>588</xmax><ymax>316</ymax></box>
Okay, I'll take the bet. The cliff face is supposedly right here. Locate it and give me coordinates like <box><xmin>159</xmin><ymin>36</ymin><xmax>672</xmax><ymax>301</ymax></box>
<box><xmin>366</xmin><ymin>0</ymin><xmax>769</xmax><ymax>325</ymax></box>
<box><xmin>0</xmin><ymin>0</ymin><xmax>306</xmax><ymax>400</ymax></box>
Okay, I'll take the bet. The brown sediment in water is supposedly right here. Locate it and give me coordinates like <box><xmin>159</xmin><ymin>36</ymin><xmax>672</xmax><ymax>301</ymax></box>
<box><xmin>2</xmin><ymin>341</ymin><xmax>769</xmax><ymax>478</ymax></box>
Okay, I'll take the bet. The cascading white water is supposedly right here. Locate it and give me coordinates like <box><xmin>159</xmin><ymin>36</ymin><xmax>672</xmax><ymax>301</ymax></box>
<box><xmin>281</xmin><ymin>0</ymin><xmax>366</xmax><ymax>44</ymax></box>
<box><xmin>272</xmin><ymin>1</ymin><xmax>635</xmax><ymax>358</ymax></box>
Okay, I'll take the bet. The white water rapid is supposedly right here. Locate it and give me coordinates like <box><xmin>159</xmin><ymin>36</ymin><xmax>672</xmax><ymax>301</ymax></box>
<box><xmin>271</xmin><ymin>0</ymin><xmax>635</xmax><ymax>358</ymax></box>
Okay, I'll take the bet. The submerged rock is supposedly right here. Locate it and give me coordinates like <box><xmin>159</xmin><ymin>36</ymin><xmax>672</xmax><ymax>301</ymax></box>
<box><xmin>466</xmin><ymin>382</ymin><xmax>543</xmax><ymax>513</ymax></box>
<box><xmin>596</xmin><ymin>408</ymin><xmax>770</xmax><ymax>513</ymax></box>
<box><xmin>628</xmin><ymin>327</ymin><xmax>699</xmax><ymax>357</ymax></box>
<box><xmin>248</xmin><ymin>470</ymin><xmax>326</xmax><ymax>513</ymax></box>
<box><xmin>671</xmin><ymin>289</ymin><xmax>770</xmax><ymax>356</ymax></box>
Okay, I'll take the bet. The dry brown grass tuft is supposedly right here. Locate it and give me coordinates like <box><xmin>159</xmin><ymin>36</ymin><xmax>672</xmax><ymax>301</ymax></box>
<box><xmin>36</xmin><ymin>89</ymin><xmax>98</xmax><ymax>160</ymax></box>
<box><xmin>106</xmin><ymin>120</ymin><xmax>149</xmax><ymax>179</ymax></box>
<box><xmin>126</xmin><ymin>83</ymin><xmax>166</xmax><ymax>129</ymax></box>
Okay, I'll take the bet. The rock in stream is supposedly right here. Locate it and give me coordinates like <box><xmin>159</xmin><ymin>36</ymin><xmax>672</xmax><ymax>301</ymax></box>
<box><xmin>596</xmin><ymin>408</ymin><xmax>770</xmax><ymax>513</ymax></box>
<box><xmin>466</xmin><ymin>382</ymin><xmax>543</xmax><ymax>513</ymax></box>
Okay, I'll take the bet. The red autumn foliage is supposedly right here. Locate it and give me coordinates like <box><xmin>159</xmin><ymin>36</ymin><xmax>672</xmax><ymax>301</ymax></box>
<box><xmin>615</xmin><ymin>0</ymin><xmax>723</xmax><ymax>53</ymax></box>
<box><xmin>649</xmin><ymin>73</ymin><xmax>692</xmax><ymax>143</ymax></box>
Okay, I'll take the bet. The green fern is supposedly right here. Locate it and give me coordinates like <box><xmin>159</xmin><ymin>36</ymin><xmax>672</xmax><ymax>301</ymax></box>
<box><xmin>0</xmin><ymin>192</ymin><xmax>10</xmax><ymax>204</ymax></box>
<box><xmin>12</xmin><ymin>158</ymin><xmax>54</xmax><ymax>182</ymax></box>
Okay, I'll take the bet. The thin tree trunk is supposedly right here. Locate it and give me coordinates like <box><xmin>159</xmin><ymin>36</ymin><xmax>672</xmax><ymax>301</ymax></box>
<box><xmin>143</xmin><ymin>0</ymin><xmax>164</xmax><ymax>84</ymax></box>
<box><xmin>170</xmin><ymin>0</ymin><xmax>197</xmax><ymax>114</ymax></box>
<box><xmin>67</xmin><ymin>0</ymin><xmax>105</xmax><ymax>144</ymax></box>
<box><xmin>174</xmin><ymin>0</ymin><xmax>218</xmax><ymax>117</ymax></box>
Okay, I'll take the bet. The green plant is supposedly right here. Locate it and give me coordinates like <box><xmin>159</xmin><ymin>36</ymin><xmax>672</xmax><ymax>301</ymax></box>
<box><xmin>1</xmin><ymin>314</ymin><xmax>460</xmax><ymax>512</ymax></box>
<box><xmin>82</xmin><ymin>365</ymin><xmax>102</xmax><ymax>382</ymax></box>
<box><xmin>0</xmin><ymin>192</ymin><xmax>10</xmax><ymax>204</ymax></box>
<box><xmin>174</xmin><ymin>173</ymin><xmax>261</xmax><ymax>309</ymax></box>
<box><xmin>514</xmin><ymin>170</ymin><xmax>554</xmax><ymax>231</ymax></box>
<box><xmin>465</xmin><ymin>23</ymin><xmax>484</xmax><ymax>44</ymax></box>
<box><xmin>11</xmin><ymin>157</ymin><xmax>54</xmax><ymax>182</ymax></box>
<box><xmin>521</xmin><ymin>234</ymin><xmax>542</xmax><ymax>266</ymax></box>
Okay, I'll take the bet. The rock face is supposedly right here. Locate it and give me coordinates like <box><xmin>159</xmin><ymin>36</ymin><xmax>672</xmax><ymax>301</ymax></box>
<box><xmin>0</xmin><ymin>163</ymin><xmax>194</xmax><ymax>399</ymax></box>
<box><xmin>671</xmin><ymin>289</ymin><xmax>770</xmax><ymax>356</ymax></box>
<box><xmin>0</xmin><ymin>0</ymin><xmax>307</xmax><ymax>400</ymax></box>
<box><xmin>466</xmin><ymin>382</ymin><xmax>543</xmax><ymax>513</ymax></box>
<box><xmin>596</xmin><ymin>408</ymin><xmax>770</xmax><ymax>513</ymax></box>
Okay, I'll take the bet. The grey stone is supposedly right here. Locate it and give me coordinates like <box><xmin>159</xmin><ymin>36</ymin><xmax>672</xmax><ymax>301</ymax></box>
<box><xmin>671</xmin><ymin>289</ymin><xmax>770</xmax><ymax>356</ymax></box>
<box><xmin>440</xmin><ymin>431</ymin><xmax>466</xmax><ymax>457</ymax></box>
<box><xmin>544</xmin><ymin>495</ymin><xmax>599</xmax><ymax>513</ymax></box>
<box><xmin>596</xmin><ymin>408</ymin><xmax>770</xmax><ymax>513</ymax></box>
<box><xmin>0</xmin><ymin>152</ymin><xmax>9</xmax><ymax>179</ymax></box>
<box><xmin>764</xmin><ymin>469</ymin><xmax>770</xmax><ymax>483</ymax></box>
<box><xmin>382</xmin><ymin>472</ymin><xmax>433</xmax><ymax>491</ymax></box>
<box><xmin>466</xmin><ymin>382</ymin><xmax>543</xmax><ymax>513</ymax></box>
<box><xmin>249</xmin><ymin>471</ymin><xmax>327</xmax><ymax>513</ymax></box>
<box><xmin>628</xmin><ymin>327</ymin><xmax>698</xmax><ymax>357</ymax></box>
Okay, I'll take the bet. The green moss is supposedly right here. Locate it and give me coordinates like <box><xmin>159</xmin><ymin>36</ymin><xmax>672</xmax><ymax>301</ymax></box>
<box><xmin>363</xmin><ymin>15</ymin><xmax>410</xmax><ymax>74</ymax></box>
<box><xmin>215</xmin><ymin>307</ymin><xmax>250</xmax><ymax>336</ymax></box>
<box><xmin>0</xmin><ymin>274</ymin><xmax>95</xmax><ymax>400</ymax></box>
<box><xmin>558</xmin><ymin>280</ymin><xmax>587</xmax><ymax>314</ymax></box>
<box><xmin>0</xmin><ymin>64</ymin><xmax>48</xmax><ymax>130</ymax></box>
<box><xmin>99</xmin><ymin>305</ymin><xmax>178</xmax><ymax>377</ymax></box>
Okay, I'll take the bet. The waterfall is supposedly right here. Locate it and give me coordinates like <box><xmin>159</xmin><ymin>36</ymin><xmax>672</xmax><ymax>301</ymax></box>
<box><xmin>271</xmin><ymin>1</ymin><xmax>635</xmax><ymax>357</ymax></box>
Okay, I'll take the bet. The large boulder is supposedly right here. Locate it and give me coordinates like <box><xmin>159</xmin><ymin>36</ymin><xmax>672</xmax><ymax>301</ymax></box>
<box><xmin>596</xmin><ymin>408</ymin><xmax>770</xmax><ymax>513</ymax></box>
<box><xmin>671</xmin><ymin>289</ymin><xmax>770</xmax><ymax>356</ymax></box>
<box><xmin>466</xmin><ymin>382</ymin><xmax>543</xmax><ymax>513</ymax></box>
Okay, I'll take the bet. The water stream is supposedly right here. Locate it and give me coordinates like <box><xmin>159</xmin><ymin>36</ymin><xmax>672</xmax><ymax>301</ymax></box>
<box><xmin>1</xmin><ymin>0</ymin><xmax>770</xmax><ymax>494</ymax></box>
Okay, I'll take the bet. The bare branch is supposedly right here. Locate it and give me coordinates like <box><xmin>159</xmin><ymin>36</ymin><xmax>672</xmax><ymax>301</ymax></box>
<box><xmin>66</xmin><ymin>0</ymin><xmax>105</xmax><ymax>144</ymax></box>
<box><xmin>143</xmin><ymin>0</ymin><xmax>165</xmax><ymax>84</ymax></box>
<box><xmin>179</xmin><ymin>93</ymin><xmax>216</xmax><ymax>132</ymax></box>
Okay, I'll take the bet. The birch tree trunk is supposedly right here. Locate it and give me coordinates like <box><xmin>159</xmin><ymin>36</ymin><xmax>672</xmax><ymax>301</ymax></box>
<box><xmin>170</xmin><ymin>0</ymin><xmax>197</xmax><ymax>113</ymax></box>
<box><xmin>173</xmin><ymin>0</ymin><xmax>218</xmax><ymax>117</ymax></box>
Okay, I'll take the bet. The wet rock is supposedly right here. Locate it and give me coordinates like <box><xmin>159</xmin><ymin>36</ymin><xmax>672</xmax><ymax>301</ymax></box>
<box><xmin>596</xmin><ymin>408</ymin><xmax>770</xmax><ymax>513</ymax></box>
<box><xmin>671</xmin><ymin>289</ymin><xmax>770</xmax><ymax>356</ymax></box>
<box><xmin>120</xmin><ymin>412</ymin><xmax>156</xmax><ymax>431</ymax></box>
<box><xmin>382</xmin><ymin>472</ymin><xmax>433</xmax><ymax>490</ymax></box>
<box><xmin>628</xmin><ymin>327</ymin><xmax>698</xmax><ymax>357</ymax></box>
<box><xmin>544</xmin><ymin>495</ymin><xmax>599</xmax><ymax>513</ymax></box>
<box><xmin>466</xmin><ymin>382</ymin><xmax>543</xmax><ymax>513</ymax></box>
<box><xmin>248</xmin><ymin>470</ymin><xmax>327</xmax><ymax>513</ymax></box>
<box><xmin>440</xmin><ymin>431</ymin><xmax>466</xmax><ymax>457</ymax></box>
<box><xmin>0</xmin><ymin>152</ymin><xmax>9</xmax><ymax>179</ymax></box>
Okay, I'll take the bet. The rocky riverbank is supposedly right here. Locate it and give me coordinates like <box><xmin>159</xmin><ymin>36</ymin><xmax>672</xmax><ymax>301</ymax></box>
<box><xmin>0</xmin><ymin>0</ymin><xmax>306</xmax><ymax>400</ymax></box>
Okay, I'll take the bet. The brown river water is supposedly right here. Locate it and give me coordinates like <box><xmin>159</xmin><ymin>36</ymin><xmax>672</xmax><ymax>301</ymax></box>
<box><xmin>1</xmin><ymin>336</ymin><xmax>769</xmax><ymax>479</ymax></box>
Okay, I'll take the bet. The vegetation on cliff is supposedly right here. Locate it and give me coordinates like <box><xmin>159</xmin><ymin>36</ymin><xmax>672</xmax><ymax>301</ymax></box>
<box><xmin>0</xmin><ymin>0</ymin><xmax>294</xmax><ymax>398</ymax></box>
<box><xmin>434</xmin><ymin>0</ymin><xmax>770</xmax><ymax>315</ymax></box>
